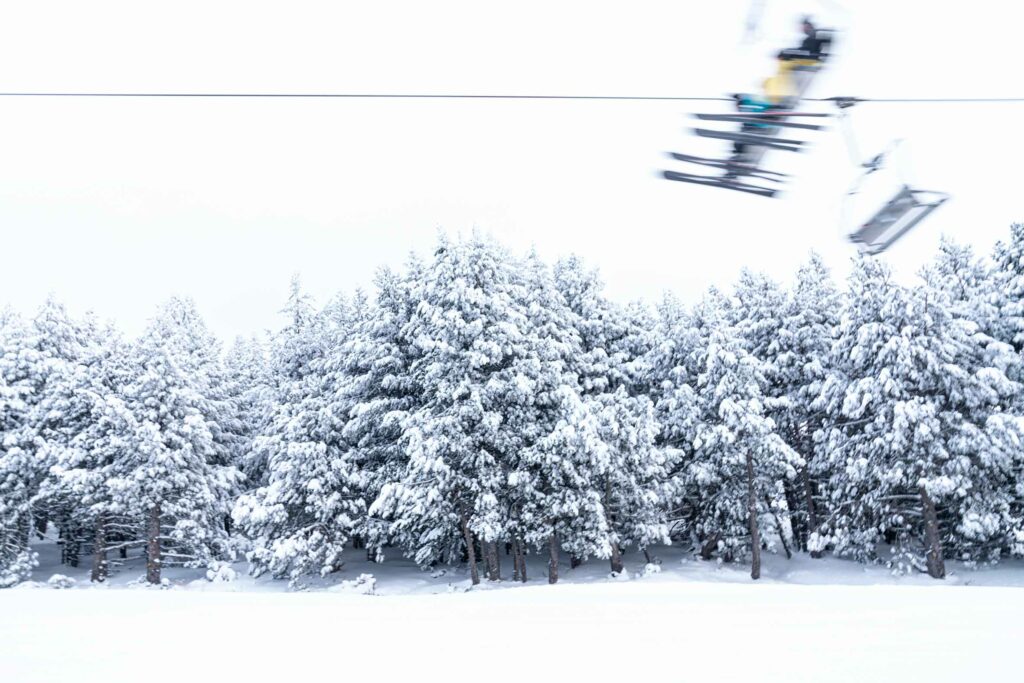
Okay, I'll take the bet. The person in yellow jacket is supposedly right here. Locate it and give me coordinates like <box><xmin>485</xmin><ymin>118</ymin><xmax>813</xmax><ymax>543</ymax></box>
<box><xmin>764</xmin><ymin>16</ymin><xmax>832</xmax><ymax>107</ymax></box>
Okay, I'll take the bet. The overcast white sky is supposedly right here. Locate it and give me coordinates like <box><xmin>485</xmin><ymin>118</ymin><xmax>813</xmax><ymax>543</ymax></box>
<box><xmin>1</xmin><ymin>0</ymin><xmax>1021</xmax><ymax>340</ymax></box>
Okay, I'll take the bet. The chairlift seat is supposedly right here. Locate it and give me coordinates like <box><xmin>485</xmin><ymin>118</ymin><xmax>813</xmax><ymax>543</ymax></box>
<box><xmin>848</xmin><ymin>185</ymin><xmax>949</xmax><ymax>255</ymax></box>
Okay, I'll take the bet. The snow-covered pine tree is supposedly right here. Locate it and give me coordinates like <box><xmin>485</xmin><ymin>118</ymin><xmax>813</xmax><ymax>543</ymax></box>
<box><xmin>728</xmin><ymin>269</ymin><xmax>787</xmax><ymax>363</ymax></box>
<box><xmin>812</xmin><ymin>257</ymin><xmax>1024</xmax><ymax>577</ymax></box>
<box><xmin>644</xmin><ymin>289</ymin><xmax>726</xmax><ymax>557</ymax></box>
<box><xmin>233</xmin><ymin>283</ymin><xmax>366</xmax><ymax>584</ymax></box>
<box><xmin>551</xmin><ymin>255</ymin><xmax>667</xmax><ymax>573</ymax></box>
<box><xmin>371</xmin><ymin>235</ymin><xmax>542</xmax><ymax>584</ymax></box>
<box><xmin>592</xmin><ymin>387</ymin><xmax>669</xmax><ymax>573</ymax></box>
<box><xmin>772</xmin><ymin>254</ymin><xmax>842</xmax><ymax>555</ymax></box>
<box><xmin>40</xmin><ymin>322</ymin><xmax>140</xmax><ymax>582</ymax></box>
<box><xmin>514</xmin><ymin>385</ymin><xmax>611</xmax><ymax>584</ymax></box>
<box><xmin>244</xmin><ymin>275</ymin><xmax>326</xmax><ymax>486</ymax></box>
<box><xmin>724</xmin><ymin>269</ymin><xmax>803</xmax><ymax>556</ymax></box>
<box><xmin>222</xmin><ymin>334</ymin><xmax>272</xmax><ymax>484</ymax></box>
<box><xmin>506</xmin><ymin>250</ymin><xmax>615</xmax><ymax>582</ymax></box>
<box><xmin>921</xmin><ymin>241</ymin><xmax>1024</xmax><ymax>562</ymax></box>
<box><xmin>0</xmin><ymin>298</ymin><xmax>99</xmax><ymax>585</ymax></box>
<box><xmin>991</xmin><ymin>224</ymin><xmax>1024</xmax><ymax>360</ymax></box>
<box><xmin>688</xmin><ymin>328</ymin><xmax>802</xmax><ymax>579</ymax></box>
<box><xmin>340</xmin><ymin>262</ymin><xmax>425</xmax><ymax>560</ymax></box>
<box><xmin>0</xmin><ymin>308</ymin><xmax>39</xmax><ymax>586</ymax></box>
<box><xmin>117</xmin><ymin>298</ymin><xmax>241</xmax><ymax>584</ymax></box>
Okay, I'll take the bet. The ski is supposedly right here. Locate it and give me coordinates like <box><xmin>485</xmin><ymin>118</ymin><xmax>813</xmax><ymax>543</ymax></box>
<box><xmin>693</xmin><ymin>110</ymin><xmax>828</xmax><ymax>118</ymax></box>
<box><xmin>693</xmin><ymin>127</ymin><xmax>804</xmax><ymax>151</ymax></box>
<box><xmin>662</xmin><ymin>170</ymin><xmax>778</xmax><ymax>198</ymax></box>
<box><xmin>693</xmin><ymin>114</ymin><xmax>824</xmax><ymax>130</ymax></box>
<box><xmin>667</xmin><ymin>152</ymin><xmax>787</xmax><ymax>182</ymax></box>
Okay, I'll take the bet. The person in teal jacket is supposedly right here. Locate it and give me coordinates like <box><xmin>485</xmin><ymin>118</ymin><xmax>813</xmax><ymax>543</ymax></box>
<box><xmin>729</xmin><ymin>91</ymin><xmax>778</xmax><ymax>164</ymax></box>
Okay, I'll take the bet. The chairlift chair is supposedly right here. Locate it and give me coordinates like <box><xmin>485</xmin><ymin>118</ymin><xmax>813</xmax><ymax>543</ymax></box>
<box><xmin>847</xmin><ymin>185</ymin><xmax>950</xmax><ymax>255</ymax></box>
<box><xmin>837</xmin><ymin>108</ymin><xmax>951</xmax><ymax>255</ymax></box>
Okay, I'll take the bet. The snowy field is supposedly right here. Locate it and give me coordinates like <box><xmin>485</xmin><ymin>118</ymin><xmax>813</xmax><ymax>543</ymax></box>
<box><xmin>2</xmin><ymin>542</ymin><xmax>1023</xmax><ymax>682</ymax></box>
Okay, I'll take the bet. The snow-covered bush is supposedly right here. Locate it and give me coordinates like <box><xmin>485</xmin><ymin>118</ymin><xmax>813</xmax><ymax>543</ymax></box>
<box><xmin>47</xmin><ymin>574</ymin><xmax>77</xmax><ymax>589</ymax></box>
<box><xmin>206</xmin><ymin>561</ymin><xmax>238</xmax><ymax>583</ymax></box>
<box><xmin>329</xmin><ymin>573</ymin><xmax>376</xmax><ymax>595</ymax></box>
<box><xmin>641</xmin><ymin>563</ymin><xmax>662</xmax><ymax>577</ymax></box>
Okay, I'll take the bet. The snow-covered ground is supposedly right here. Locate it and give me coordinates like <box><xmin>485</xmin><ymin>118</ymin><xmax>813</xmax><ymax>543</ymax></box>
<box><xmin>15</xmin><ymin>532</ymin><xmax>1024</xmax><ymax>592</ymax></box>
<box><xmin>2</xmin><ymin>541</ymin><xmax>1023</xmax><ymax>682</ymax></box>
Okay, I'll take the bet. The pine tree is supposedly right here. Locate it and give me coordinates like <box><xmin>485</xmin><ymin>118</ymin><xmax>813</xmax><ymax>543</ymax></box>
<box><xmin>552</xmin><ymin>256</ymin><xmax>666</xmax><ymax>572</ymax></box>
<box><xmin>812</xmin><ymin>257</ymin><xmax>1024</xmax><ymax>577</ymax></box>
<box><xmin>370</xmin><ymin>235</ymin><xmax>538</xmax><ymax>583</ymax></box>
<box><xmin>773</xmin><ymin>254</ymin><xmax>842</xmax><ymax>555</ymax></box>
<box><xmin>991</xmin><ymin>224</ymin><xmax>1024</xmax><ymax>357</ymax></box>
<box><xmin>234</xmin><ymin>282</ymin><xmax>366</xmax><ymax>583</ymax></box>
<box><xmin>0</xmin><ymin>309</ymin><xmax>39</xmax><ymax>586</ymax></box>
<box><xmin>116</xmin><ymin>299</ymin><xmax>241</xmax><ymax>584</ymax></box>
<box><xmin>41</xmin><ymin>323</ymin><xmax>139</xmax><ymax>582</ymax></box>
<box><xmin>508</xmin><ymin>251</ymin><xmax>625</xmax><ymax>581</ymax></box>
<box><xmin>688</xmin><ymin>330</ymin><xmax>801</xmax><ymax>579</ymax></box>
<box><xmin>1</xmin><ymin>299</ymin><xmax>98</xmax><ymax>584</ymax></box>
<box><xmin>645</xmin><ymin>289</ymin><xmax>726</xmax><ymax>558</ymax></box>
<box><xmin>339</xmin><ymin>263</ymin><xmax>424</xmax><ymax>559</ymax></box>
<box><xmin>246</xmin><ymin>276</ymin><xmax>327</xmax><ymax>486</ymax></box>
<box><xmin>223</xmin><ymin>334</ymin><xmax>273</xmax><ymax>485</ymax></box>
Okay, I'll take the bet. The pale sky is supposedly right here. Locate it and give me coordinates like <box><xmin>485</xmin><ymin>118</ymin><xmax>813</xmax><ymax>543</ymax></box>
<box><xmin>1</xmin><ymin>0</ymin><xmax>1021</xmax><ymax>340</ymax></box>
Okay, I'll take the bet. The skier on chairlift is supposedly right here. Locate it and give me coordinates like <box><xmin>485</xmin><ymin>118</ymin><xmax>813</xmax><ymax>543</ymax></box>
<box><xmin>727</xmin><ymin>16</ymin><xmax>832</xmax><ymax>167</ymax></box>
<box><xmin>770</xmin><ymin>16</ymin><xmax>832</xmax><ymax>107</ymax></box>
<box><xmin>779</xmin><ymin>16</ymin><xmax>831</xmax><ymax>62</ymax></box>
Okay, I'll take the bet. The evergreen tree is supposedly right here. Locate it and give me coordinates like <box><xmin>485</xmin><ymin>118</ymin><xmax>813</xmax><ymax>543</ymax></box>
<box><xmin>371</xmin><ymin>235</ymin><xmax>536</xmax><ymax>583</ymax></box>
<box><xmin>340</xmin><ymin>263</ymin><xmax>425</xmax><ymax>558</ymax></box>
<box><xmin>0</xmin><ymin>309</ymin><xmax>39</xmax><ymax>586</ymax></box>
<box><xmin>234</xmin><ymin>283</ymin><xmax>366</xmax><ymax>583</ymax></box>
<box><xmin>41</xmin><ymin>323</ymin><xmax>139</xmax><ymax>582</ymax></box>
<box><xmin>774</xmin><ymin>254</ymin><xmax>842</xmax><ymax>555</ymax></box>
<box><xmin>117</xmin><ymin>299</ymin><xmax>241</xmax><ymax>584</ymax></box>
<box><xmin>223</xmin><ymin>334</ymin><xmax>273</xmax><ymax>481</ymax></box>
<box><xmin>552</xmin><ymin>256</ymin><xmax>667</xmax><ymax>572</ymax></box>
<box><xmin>812</xmin><ymin>258</ymin><xmax>1023</xmax><ymax>577</ymax></box>
<box><xmin>991</xmin><ymin>224</ymin><xmax>1024</xmax><ymax>358</ymax></box>
<box><xmin>688</xmin><ymin>330</ymin><xmax>801</xmax><ymax>579</ymax></box>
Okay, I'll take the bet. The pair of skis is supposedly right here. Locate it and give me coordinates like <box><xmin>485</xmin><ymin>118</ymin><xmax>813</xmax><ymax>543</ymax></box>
<box><xmin>663</xmin><ymin>111</ymin><xmax>828</xmax><ymax>197</ymax></box>
<box><xmin>663</xmin><ymin>153</ymin><xmax>784</xmax><ymax>198</ymax></box>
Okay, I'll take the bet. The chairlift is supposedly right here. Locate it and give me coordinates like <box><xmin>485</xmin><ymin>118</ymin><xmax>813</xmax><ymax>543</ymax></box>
<box><xmin>847</xmin><ymin>185</ymin><xmax>950</xmax><ymax>256</ymax></box>
<box><xmin>835</xmin><ymin>101</ymin><xmax>950</xmax><ymax>255</ymax></box>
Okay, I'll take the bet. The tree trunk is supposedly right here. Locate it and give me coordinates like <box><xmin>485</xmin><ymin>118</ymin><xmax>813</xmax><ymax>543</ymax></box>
<box><xmin>547</xmin><ymin>532</ymin><xmax>559</xmax><ymax>585</ymax></box>
<box><xmin>68</xmin><ymin>536</ymin><xmax>80</xmax><ymax>568</ymax></box>
<box><xmin>802</xmin><ymin>466</ymin><xmax>822</xmax><ymax>558</ymax></box>
<box><xmin>459</xmin><ymin>508</ymin><xmax>480</xmax><ymax>586</ymax></box>
<box><xmin>746</xmin><ymin>452</ymin><xmax>761</xmax><ymax>580</ymax></box>
<box><xmin>782</xmin><ymin>478</ymin><xmax>804</xmax><ymax>551</ymax></box>
<box><xmin>517</xmin><ymin>536</ymin><xmax>528</xmax><ymax>583</ymax></box>
<box><xmin>146</xmin><ymin>504</ymin><xmax>162</xmax><ymax>585</ymax></box>
<box><xmin>511</xmin><ymin>537</ymin><xmax>521</xmax><ymax>581</ymax></box>
<box><xmin>570</xmin><ymin>555</ymin><xmax>582</xmax><ymax>569</ymax></box>
<box><xmin>700</xmin><ymin>532</ymin><xmax>720</xmax><ymax>561</ymax></box>
<box><xmin>484</xmin><ymin>541</ymin><xmax>500</xmax><ymax>581</ymax></box>
<box><xmin>604</xmin><ymin>479</ymin><xmax>623</xmax><ymax>574</ymax></box>
<box><xmin>919</xmin><ymin>486</ymin><xmax>946</xmax><ymax>579</ymax></box>
<box><xmin>91</xmin><ymin>515</ymin><xmax>108</xmax><ymax>583</ymax></box>
<box><xmin>609</xmin><ymin>538</ymin><xmax>624</xmax><ymax>574</ymax></box>
<box><xmin>766</xmin><ymin>495</ymin><xmax>792</xmax><ymax>560</ymax></box>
